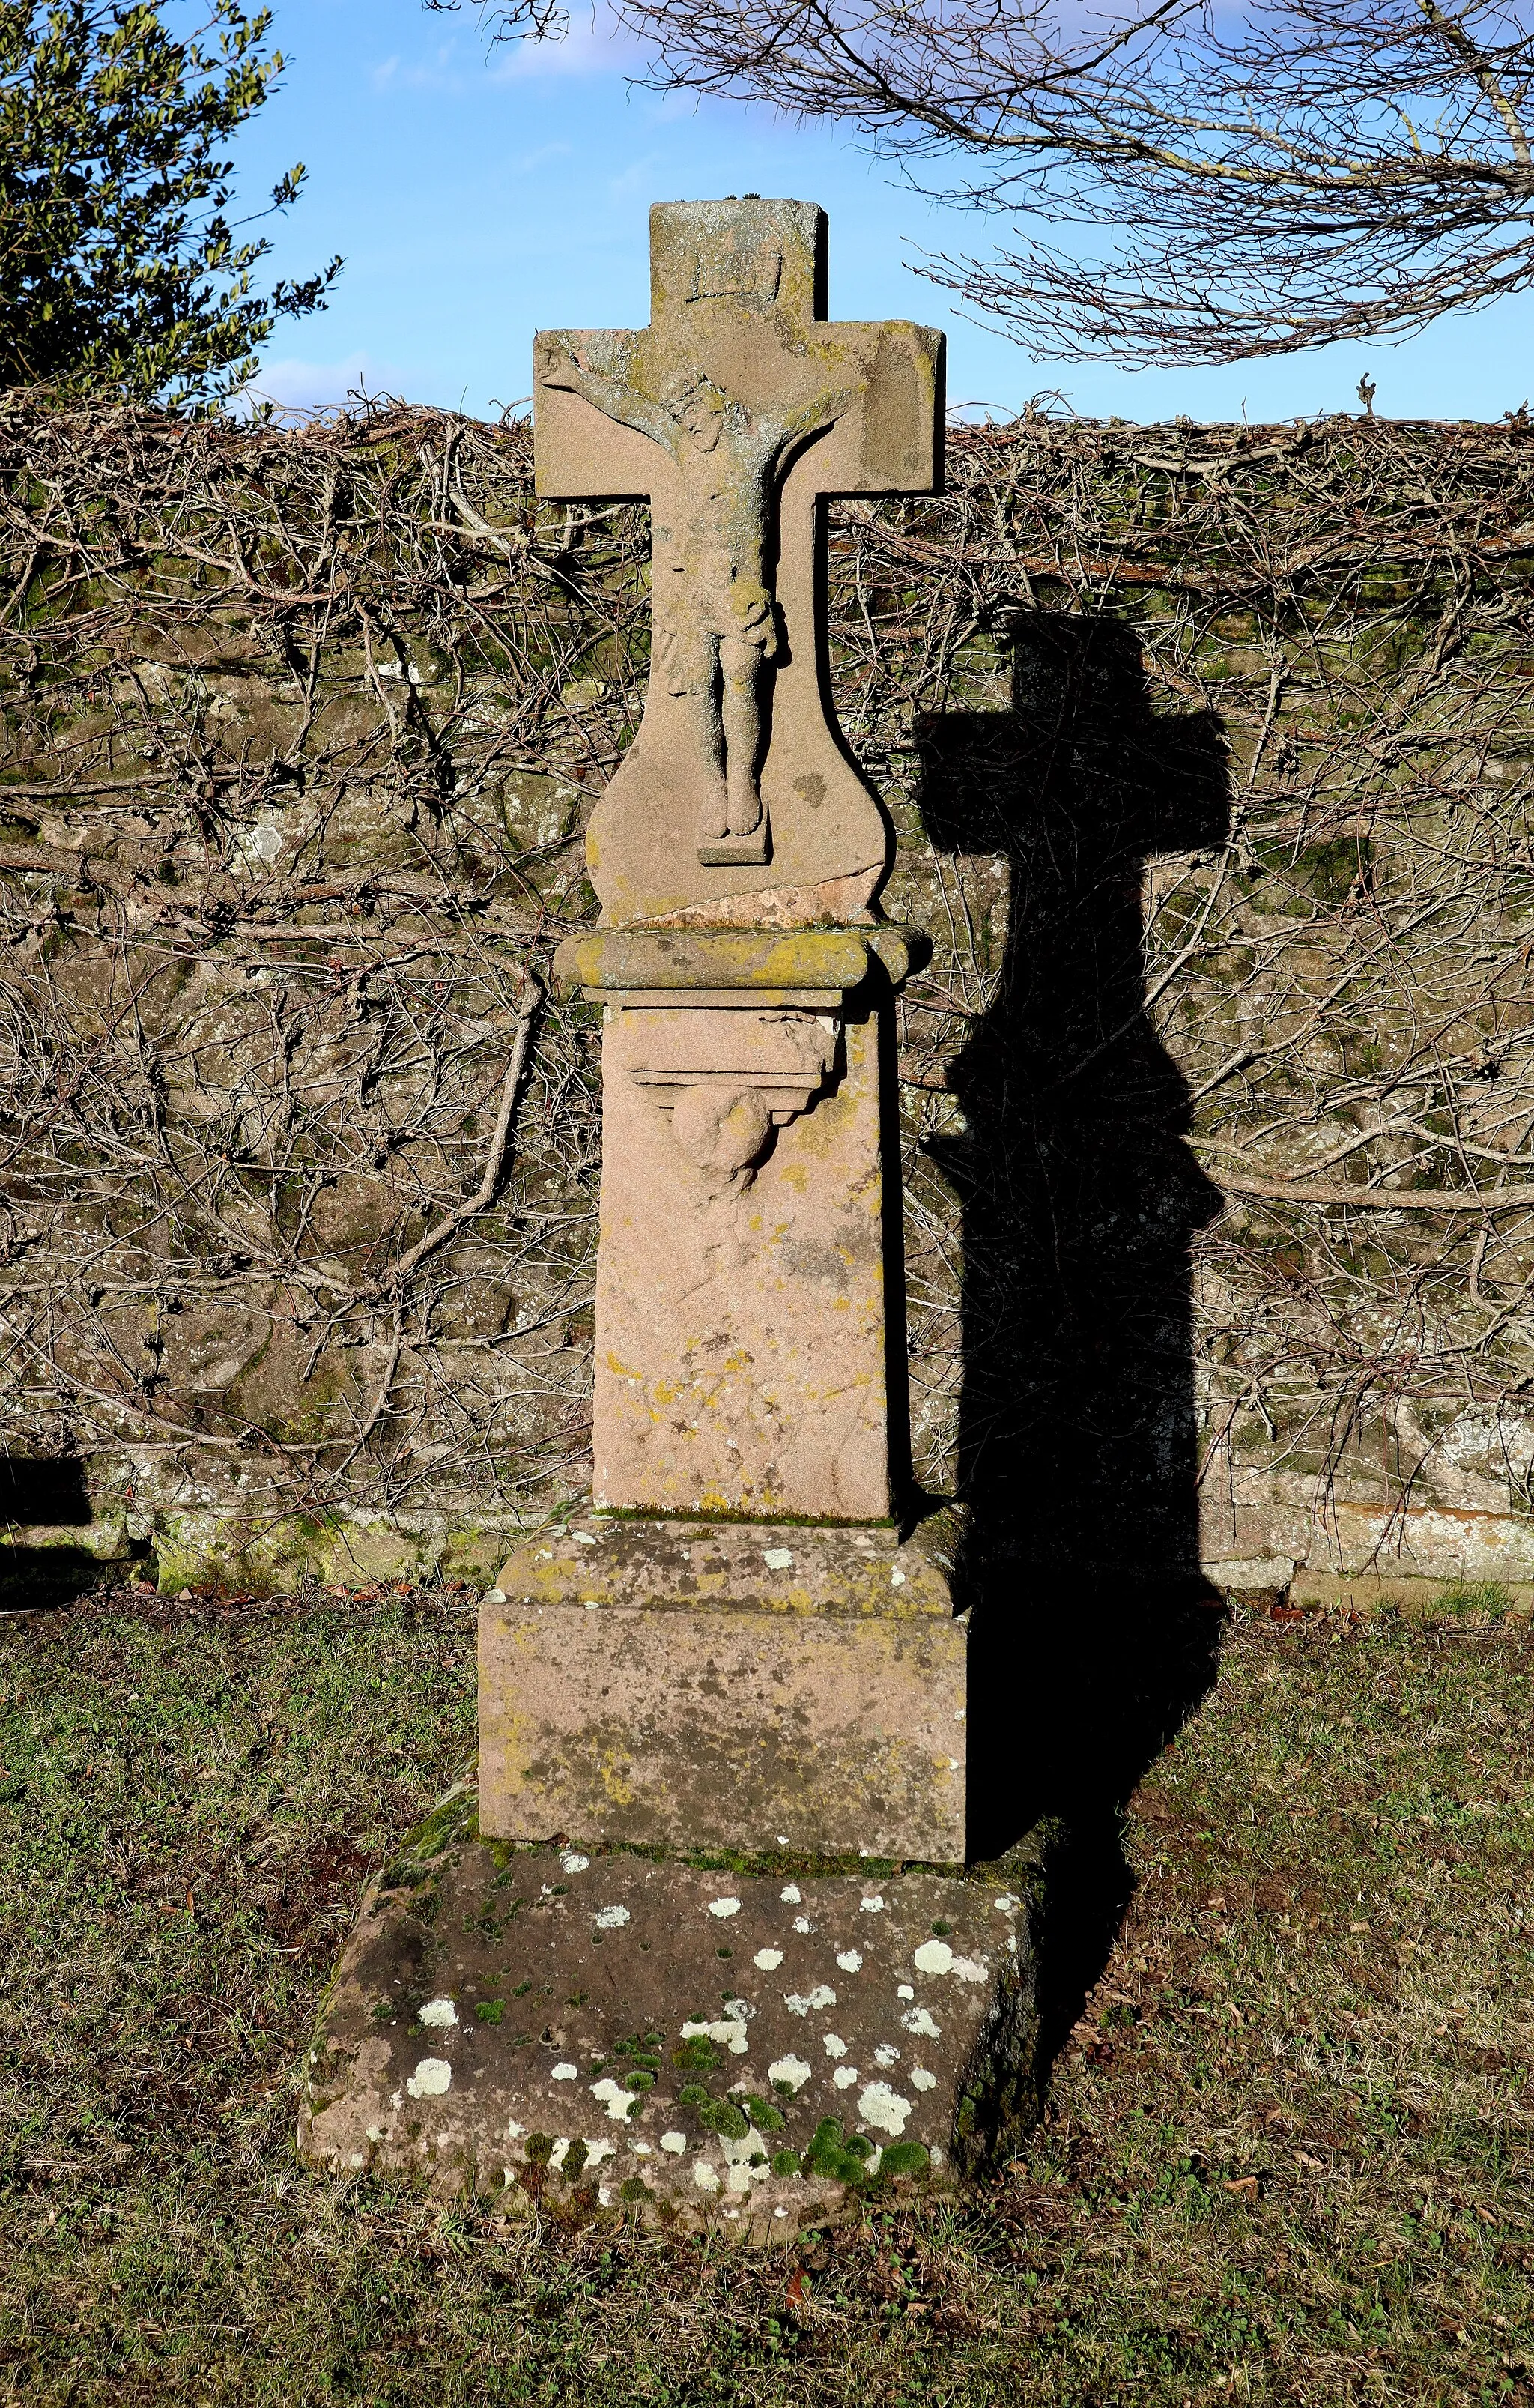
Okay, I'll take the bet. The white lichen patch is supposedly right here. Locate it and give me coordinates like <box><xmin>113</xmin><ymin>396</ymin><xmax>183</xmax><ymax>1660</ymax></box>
<box><xmin>406</xmin><ymin>2057</ymin><xmax>452</xmax><ymax>2099</ymax></box>
<box><xmin>897</xmin><ymin>1983</ymin><xmax>915</xmax><ymax>2000</ymax></box>
<box><xmin>593</xmin><ymin>1904</ymin><xmax>631</xmax><ymax>1928</ymax></box>
<box><xmin>768</xmin><ymin>2055</ymin><xmax>811</xmax><ymax>2091</ymax></box>
<box><xmin>891</xmin><ymin>1568</ymin><xmax>906</xmax><ymax>1588</ymax></box>
<box><xmin>720</xmin><ymin>2128</ymin><xmax>767</xmax><ymax>2172</ymax></box>
<box><xmin>836</xmin><ymin>1949</ymin><xmax>863</xmax><ymax>1973</ymax></box>
<box><xmin>860</xmin><ymin>1895</ymin><xmax>886</xmax><ymax>1914</ymax></box>
<box><xmin>833</xmin><ymin>2065</ymin><xmax>860</xmax><ymax>2089</ymax></box>
<box><xmin>417</xmin><ymin>1997</ymin><xmax>458</xmax><ymax>2027</ymax></box>
<box><xmin>586</xmin><ymin>2140</ymin><xmax>616</xmax><ymax>2165</ymax></box>
<box><xmin>661</xmin><ymin>2131</ymin><xmax>688</xmax><ymax>2154</ymax></box>
<box><xmin>784</xmin><ymin>1985</ymin><xmax>836</xmax><ymax>2016</ymax></box>
<box><xmin>707</xmin><ymin>1896</ymin><xmax>742</xmax><ymax>1918</ymax></box>
<box><xmin>237</xmin><ymin>817</ymin><xmax>283</xmax><ymax>865</ymax></box>
<box><xmin>792</xmin><ymin>1916</ymin><xmax>813</xmax><ymax>1934</ymax></box>
<box><xmin>952</xmin><ymin>1955</ymin><xmax>987</xmax><ymax>1982</ymax></box>
<box><xmin>994</xmin><ymin>1893</ymin><xmax>1021</xmax><ymax>1915</ymax></box>
<box><xmin>753</xmin><ymin>1947</ymin><xmax>784</xmax><ymax>1970</ymax></box>
<box><xmin>560</xmin><ymin>1852</ymin><xmax>591</xmax><ymax>1874</ymax></box>
<box><xmin>858</xmin><ymin>2081</ymin><xmax>912</xmax><ymax>2136</ymax></box>
<box><xmin>693</xmin><ymin>2162</ymin><xmax>720</xmax><ymax>2192</ymax></box>
<box><xmin>551</xmin><ymin>2062</ymin><xmax>579</xmax><ymax>2081</ymax></box>
<box><xmin>913</xmin><ymin>1939</ymin><xmax>954</xmax><ymax>1976</ymax></box>
<box><xmin>549</xmin><ymin>2138</ymin><xmax>571</xmax><ymax>2168</ymax></box>
<box><xmin>780</xmin><ymin>1883</ymin><xmax>802</xmax><ymax>1904</ymax></box>
<box><xmin>506</xmin><ymin>2118</ymin><xmax>526</xmax><ymax>2139</ymax></box>
<box><xmin>683</xmin><ymin>2011</ymin><xmax>750</xmax><ymax>2054</ymax></box>
<box><xmin>822</xmin><ymin>2032</ymin><xmax>847</xmax><ymax>2057</ymax></box>
<box><xmin>901</xmin><ymin>2006</ymin><xmax>942</xmax><ymax>2039</ymax></box>
<box><xmin>589</xmin><ymin>2077</ymin><xmax>636</xmax><ymax>2120</ymax></box>
<box><xmin>910</xmin><ymin>2066</ymin><xmax>938</xmax><ymax>2093</ymax></box>
<box><xmin>763</xmin><ymin>1547</ymin><xmax>795</xmax><ymax>1570</ymax></box>
<box><xmin>575</xmin><ymin>1531</ymin><xmax>597</xmax><ymax>1546</ymax></box>
<box><xmin>873</xmin><ymin>2045</ymin><xmax>900</xmax><ymax>2069</ymax></box>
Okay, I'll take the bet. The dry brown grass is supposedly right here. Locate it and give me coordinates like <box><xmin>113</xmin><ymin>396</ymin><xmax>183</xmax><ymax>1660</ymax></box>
<box><xmin>1</xmin><ymin>1584</ymin><xmax>1530</xmax><ymax>2404</ymax></box>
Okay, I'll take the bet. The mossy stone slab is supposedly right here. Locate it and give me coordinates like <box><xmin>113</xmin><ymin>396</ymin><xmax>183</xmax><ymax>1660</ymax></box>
<box><xmin>300</xmin><ymin>1788</ymin><xmax>1049</xmax><ymax>2245</ymax></box>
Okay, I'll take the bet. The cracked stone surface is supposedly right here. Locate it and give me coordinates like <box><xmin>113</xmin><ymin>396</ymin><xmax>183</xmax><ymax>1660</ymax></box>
<box><xmin>300</xmin><ymin>1788</ymin><xmax>1048</xmax><ymax>2242</ymax></box>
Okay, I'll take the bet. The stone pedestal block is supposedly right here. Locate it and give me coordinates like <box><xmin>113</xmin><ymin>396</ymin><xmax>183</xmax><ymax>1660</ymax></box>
<box><xmin>298</xmin><ymin>1789</ymin><xmax>1049</xmax><ymax>2241</ymax></box>
<box><xmin>593</xmin><ymin>995</ymin><xmax>892</xmax><ymax>1520</ymax></box>
<box><xmin>479</xmin><ymin>1518</ymin><xmax>966</xmax><ymax>1860</ymax></box>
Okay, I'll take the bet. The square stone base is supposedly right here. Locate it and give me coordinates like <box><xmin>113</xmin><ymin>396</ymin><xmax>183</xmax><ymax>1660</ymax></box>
<box><xmin>479</xmin><ymin>1518</ymin><xmax>966</xmax><ymax>1860</ymax></box>
<box><xmin>299</xmin><ymin>1787</ymin><xmax>1049</xmax><ymax>2242</ymax></box>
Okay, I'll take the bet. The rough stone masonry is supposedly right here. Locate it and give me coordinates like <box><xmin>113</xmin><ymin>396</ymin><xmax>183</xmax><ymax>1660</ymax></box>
<box><xmin>301</xmin><ymin>199</ymin><xmax>1048</xmax><ymax>2236</ymax></box>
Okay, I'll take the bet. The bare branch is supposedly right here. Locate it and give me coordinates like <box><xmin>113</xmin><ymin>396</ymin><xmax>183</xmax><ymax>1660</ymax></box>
<box><xmin>603</xmin><ymin>0</ymin><xmax>1534</xmax><ymax>360</ymax></box>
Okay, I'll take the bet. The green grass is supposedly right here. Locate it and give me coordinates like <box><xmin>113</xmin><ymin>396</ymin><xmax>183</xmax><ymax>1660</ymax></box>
<box><xmin>1431</xmin><ymin>1581</ymin><xmax>1515</xmax><ymax>1621</ymax></box>
<box><xmin>2</xmin><ymin>1586</ymin><xmax>1532</xmax><ymax>2404</ymax></box>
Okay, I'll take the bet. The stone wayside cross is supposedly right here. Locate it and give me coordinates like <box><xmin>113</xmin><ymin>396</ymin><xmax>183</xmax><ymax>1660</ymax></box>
<box><xmin>300</xmin><ymin>205</ymin><xmax>1047</xmax><ymax>2236</ymax></box>
<box><xmin>533</xmin><ymin>197</ymin><xmax>942</xmax><ymax>922</ymax></box>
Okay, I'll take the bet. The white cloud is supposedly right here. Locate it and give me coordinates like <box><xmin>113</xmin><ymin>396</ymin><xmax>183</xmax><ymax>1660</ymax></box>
<box><xmin>237</xmin><ymin>351</ymin><xmax>407</xmax><ymax>417</ymax></box>
<box><xmin>365</xmin><ymin>4</ymin><xmax>637</xmax><ymax>93</ymax></box>
<box><xmin>607</xmin><ymin>151</ymin><xmax>665</xmax><ymax>199</ymax></box>
<box><xmin>489</xmin><ymin>4</ymin><xmax>642</xmax><ymax>80</ymax></box>
<box><xmin>512</xmin><ymin>141</ymin><xmax>572</xmax><ymax>175</ymax></box>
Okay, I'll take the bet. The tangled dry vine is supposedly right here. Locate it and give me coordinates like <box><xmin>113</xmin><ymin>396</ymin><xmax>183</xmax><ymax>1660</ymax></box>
<box><xmin>1</xmin><ymin>396</ymin><xmax>1531</xmax><ymax>1578</ymax></box>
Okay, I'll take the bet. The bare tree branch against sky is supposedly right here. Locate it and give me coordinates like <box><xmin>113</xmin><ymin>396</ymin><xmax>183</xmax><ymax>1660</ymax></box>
<box><xmin>468</xmin><ymin>0</ymin><xmax>1534</xmax><ymax>365</ymax></box>
<box><xmin>423</xmin><ymin>0</ymin><xmax>569</xmax><ymax>42</ymax></box>
<box><xmin>223</xmin><ymin>1</ymin><xmax>1531</xmax><ymax>420</ymax></box>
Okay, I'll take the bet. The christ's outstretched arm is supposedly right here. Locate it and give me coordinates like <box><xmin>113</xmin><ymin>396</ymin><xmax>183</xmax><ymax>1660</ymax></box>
<box><xmin>535</xmin><ymin>336</ymin><xmax>680</xmax><ymax>456</ymax></box>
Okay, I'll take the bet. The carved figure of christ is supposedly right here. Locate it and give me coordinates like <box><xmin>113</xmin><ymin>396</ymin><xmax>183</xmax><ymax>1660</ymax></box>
<box><xmin>536</xmin><ymin>342</ymin><xmax>849</xmax><ymax>858</ymax></box>
<box><xmin>533</xmin><ymin>199</ymin><xmax>944</xmax><ymax>925</ymax></box>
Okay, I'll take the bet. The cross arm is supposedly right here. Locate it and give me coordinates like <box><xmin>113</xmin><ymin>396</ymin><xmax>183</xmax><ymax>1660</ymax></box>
<box><xmin>807</xmin><ymin>322</ymin><xmax>945</xmax><ymax>500</ymax></box>
<box><xmin>534</xmin><ymin>330</ymin><xmax>676</xmax><ymax>502</ymax></box>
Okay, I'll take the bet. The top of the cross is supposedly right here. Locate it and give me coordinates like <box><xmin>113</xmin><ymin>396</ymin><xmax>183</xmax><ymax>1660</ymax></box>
<box><xmin>648</xmin><ymin>198</ymin><xmax>825</xmax><ymax>333</ymax></box>
<box><xmin>534</xmin><ymin>198</ymin><xmax>942</xmax><ymax>503</ymax></box>
<box><xmin>533</xmin><ymin>196</ymin><xmax>942</xmax><ymax>922</ymax></box>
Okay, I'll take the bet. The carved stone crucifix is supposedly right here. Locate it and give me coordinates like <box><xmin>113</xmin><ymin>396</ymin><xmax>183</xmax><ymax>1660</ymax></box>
<box><xmin>534</xmin><ymin>199</ymin><xmax>943</xmax><ymax>928</ymax></box>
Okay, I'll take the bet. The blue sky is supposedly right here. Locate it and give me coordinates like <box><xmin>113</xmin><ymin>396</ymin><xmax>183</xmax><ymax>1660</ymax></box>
<box><xmin>237</xmin><ymin>0</ymin><xmax>1534</xmax><ymax>426</ymax></box>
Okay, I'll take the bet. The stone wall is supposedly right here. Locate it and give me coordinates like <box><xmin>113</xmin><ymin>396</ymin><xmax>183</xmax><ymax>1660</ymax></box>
<box><xmin>2</xmin><ymin>397</ymin><xmax>1532</xmax><ymax>1593</ymax></box>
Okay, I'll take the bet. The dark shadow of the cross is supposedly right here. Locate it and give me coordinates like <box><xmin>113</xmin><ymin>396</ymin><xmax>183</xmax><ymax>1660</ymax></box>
<box><xmin>915</xmin><ymin>609</ymin><xmax>1231</xmax><ymax>2078</ymax></box>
